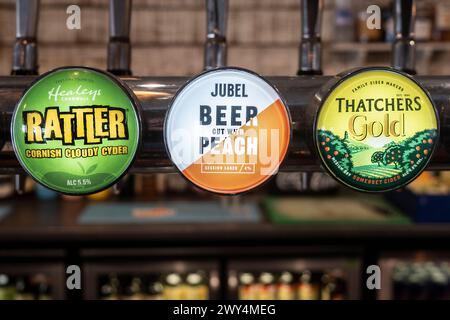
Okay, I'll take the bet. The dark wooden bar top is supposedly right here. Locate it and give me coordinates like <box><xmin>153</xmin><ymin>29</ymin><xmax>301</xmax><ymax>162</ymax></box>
<box><xmin>0</xmin><ymin>196</ymin><xmax>450</xmax><ymax>248</ymax></box>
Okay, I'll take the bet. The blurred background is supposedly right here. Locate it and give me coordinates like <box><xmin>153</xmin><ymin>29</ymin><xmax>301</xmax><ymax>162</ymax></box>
<box><xmin>1</xmin><ymin>0</ymin><xmax>450</xmax><ymax>301</ymax></box>
<box><xmin>1</xmin><ymin>0</ymin><xmax>450</xmax><ymax>76</ymax></box>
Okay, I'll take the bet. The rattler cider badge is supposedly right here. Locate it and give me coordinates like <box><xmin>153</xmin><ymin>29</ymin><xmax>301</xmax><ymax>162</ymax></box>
<box><xmin>11</xmin><ymin>67</ymin><xmax>141</xmax><ymax>195</ymax></box>
<box><xmin>314</xmin><ymin>67</ymin><xmax>438</xmax><ymax>192</ymax></box>
<box><xmin>164</xmin><ymin>68</ymin><xmax>291</xmax><ymax>194</ymax></box>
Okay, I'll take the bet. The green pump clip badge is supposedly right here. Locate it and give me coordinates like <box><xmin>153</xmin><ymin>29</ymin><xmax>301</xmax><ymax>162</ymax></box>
<box><xmin>11</xmin><ymin>67</ymin><xmax>141</xmax><ymax>195</ymax></box>
<box><xmin>314</xmin><ymin>67</ymin><xmax>439</xmax><ymax>192</ymax></box>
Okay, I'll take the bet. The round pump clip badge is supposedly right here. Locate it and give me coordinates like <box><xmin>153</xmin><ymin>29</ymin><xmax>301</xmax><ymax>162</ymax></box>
<box><xmin>11</xmin><ymin>67</ymin><xmax>141</xmax><ymax>195</ymax></box>
<box><xmin>314</xmin><ymin>67</ymin><xmax>438</xmax><ymax>192</ymax></box>
<box><xmin>164</xmin><ymin>67</ymin><xmax>291</xmax><ymax>195</ymax></box>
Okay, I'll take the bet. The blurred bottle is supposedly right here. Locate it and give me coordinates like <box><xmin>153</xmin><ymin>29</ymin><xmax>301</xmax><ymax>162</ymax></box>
<box><xmin>428</xmin><ymin>270</ymin><xmax>448</xmax><ymax>300</ymax></box>
<box><xmin>0</xmin><ymin>176</ymin><xmax>14</xmax><ymax>200</ymax></box>
<box><xmin>392</xmin><ymin>261</ymin><xmax>450</xmax><ymax>300</ymax></box>
<box><xmin>0</xmin><ymin>274</ymin><xmax>14</xmax><ymax>300</ymax></box>
<box><xmin>277</xmin><ymin>272</ymin><xmax>295</xmax><ymax>300</ymax></box>
<box><xmin>334</xmin><ymin>0</ymin><xmax>355</xmax><ymax>42</ymax></box>
<box><xmin>100</xmin><ymin>274</ymin><xmax>120</xmax><ymax>300</ymax></box>
<box><xmin>321</xmin><ymin>272</ymin><xmax>332</xmax><ymax>300</ymax></box>
<box><xmin>273</xmin><ymin>173</ymin><xmax>306</xmax><ymax>193</ymax></box>
<box><xmin>87</xmin><ymin>188</ymin><xmax>113</xmax><ymax>201</ymax></box>
<box><xmin>273</xmin><ymin>172</ymin><xmax>338</xmax><ymax>194</ymax></box>
<box><xmin>407</xmin><ymin>263</ymin><xmax>429</xmax><ymax>300</ymax></box>
<box><xmin>258</xmin><ymin>272</ymin><xmax>276</xmax><ymax>300</ymax></box>
<box><xmin>185</xmin><ymin>272</ymin><xmax>209</xmax><ymax>300</ymax></box>
<box><xmin>154</xmin><ymin>173</ymin><xmax>211</xmax><ymax>198</ymax></box>
<box><xmin>134</xmin><ymin>174</ymin><xmax>159</xmax><ymax>200</ymax></box>
<box><xmin>330</xmin><ymin>271</ymin><xmax>347</xmax><ymax>300</ymax></box>
<box><xmin>124</xmin><ymin>277</ymin><xmax>145</xmax><ymax>300</ymax></box>
<box><xmin>392</xmin><ymin>263</ymin><xmax>409</xmax><ymax>300</ymax></box>
<box><xmin>166</xmin><ymin>174</ymin><xmax>190</xmax><ymax>195</ymax></box>
<box><xmin>33</xmin><ymin>274</ymin><xmax>52</xmax><ymax>300</ymax></box>
<box><xmin>24</xmin><ymin>177</ymin><xmax>36</xmax><ymax>195</ymax></box>
<box><xmin>435</xmin><ymin>0</ymin><xmax>450</xmax><ymax>41</ymax></box>
<box><xmin>147</xmin><ymin>280</ymin><xmax>164</xmax><ymax>300</ymax></box>
<box><xmin>15</xmin><ymin>276</ymin><xmax>33</xmax><ymax>300</ymax></box>
<box><xmin>61</xmin><ymin>194</ymin><xmax>84</xmax><ymax>202</ymax></box>
<box><xmin>238</xmin><ymin>273</ymin><xmax>257</xmax><ymax>300</ymax></box>
<box><xmin>440</xmin><ymin>262</ymin><xmax>450</xmax><ymax>299</ymax></box>
<box><xmin>298</xmin><ymin>270</ymin><xmax>320</xmax><ymax>300</ymax></box>
<box><xmin>35</xmin><ymin>184</ymin><xmax>58</xmax><ymax>201</ymax></box>
<box><xmin>163</xmin><ymin>273</ymin><xmax>183</xmax><ymax>300</ymax></box>
<box><xmin>383</xmin><ymin>2</ymin><xmax>394</xmax><ymax>42</ymax></box>
<box><xmin>117</xmin><ymin>175</ymin><xmax>135</xmax><ymax>199</ymax></box>
<box><xmin>415</xmin><ymin>0</ymin><xmax>434</xmax><ymax>42</ymax></box>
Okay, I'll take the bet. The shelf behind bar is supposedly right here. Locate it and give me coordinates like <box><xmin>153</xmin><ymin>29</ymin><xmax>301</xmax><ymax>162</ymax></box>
<box><xmin>0</xmin><ymin>75</ymin><xmax>449</xmax><ymax>173</ymax></box>
<box><xmin>330</xmin><ymin>42</ymin><xmax>450</xmax><ymax>53</ymax></box>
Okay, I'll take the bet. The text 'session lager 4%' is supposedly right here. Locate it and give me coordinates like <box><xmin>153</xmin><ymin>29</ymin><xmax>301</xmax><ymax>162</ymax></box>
<box><xmin>314</xmin><ymin>67</ymin><xmax>438</xmax><ymax>192</ymax></box>
<box><xmin>164</xmin><ymin>68</ymin><xmax>291</xmax><ymax>195</ymax></box>
<box><xmin>11</xmin><ymin>67</ymin><xmax>141</xmax><ymax>195</ymax></box>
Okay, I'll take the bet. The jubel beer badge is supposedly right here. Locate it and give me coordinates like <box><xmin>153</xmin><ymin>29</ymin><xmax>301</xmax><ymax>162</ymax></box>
<box><xmin>11</xmin><ymin>67</ymin><xmax>141</xmax><ymax>195</ymax></box>
<box><xmin>164</xmin><ymin>67</ymin><xmax>291</xmax><ymax>194</ymax></box>
<box><xmin>314</xmin><ymin>67</ymin><xmax>438</xmax><ymax>192</ymax></box>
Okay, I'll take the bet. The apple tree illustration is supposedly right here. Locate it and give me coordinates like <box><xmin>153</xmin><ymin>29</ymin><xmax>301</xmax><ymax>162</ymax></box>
<box><xmin>371</xmin><ymin>151</ymin><xmax>384</xmax><ymax>166</ymax></box>
<box><xmin>400</xmin><ymin>129</ymin><xmax>436</xmax><ymax>168</ymax></box>
<box><xmin>318</xmin><ymin>130</ymin><xmax>353</xmax><ymax>172</ymax></box>
<box><xmin>382</xmin><ymin>145</ymin><xmax>403</xmax><ymax>168</ymax></box>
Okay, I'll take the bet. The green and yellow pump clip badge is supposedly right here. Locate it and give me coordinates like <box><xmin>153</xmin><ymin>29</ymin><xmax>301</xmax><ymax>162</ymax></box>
<box><xmin>313</xmin><ymin>67</ymin><xmax>439</xmax><ymax>192</ymax></box>
<box><xmin>11</xmin><ymin>67</ymin><xmax>141</xmax><ymax>195</ymax></box>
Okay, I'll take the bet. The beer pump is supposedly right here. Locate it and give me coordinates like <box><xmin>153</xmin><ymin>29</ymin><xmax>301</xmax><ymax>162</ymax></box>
<box><xmin>283</xmin><ymin>0</ymin><xmax>337</xmax><ymax>193</ymax></box>
<box><xmin>392</xmin><ymin>0</ymin><xmax>416</xmax><ymax>75</ymax></box>
<box><xmin>204</xmin><ymin>0</ymin><xmax>228</xmax><ymax>70</ymax></box>
<box><xmin>11</xmin><ymin>0</ymin><xmax>39</xmax><ymax>76</ymax></box>
<box><xmin>163</xmin><ymin>0</ymin><xmax>231</xmax><ymax>197</ymax></box>
<box><xmin>297</xmin><ymin>0</ymin><xmax>323</xmax><ymax>76</ymax></box>
<box><xmin>391</xmin><ymin>1</ymin><xmax>448</xmax><ymax>170</ymax></box>
<box><xmin>107</xmin><ymin>0</ymin><xmax>134</xmax><ymax>196</ymax></box>
<box><xmin>12</xmin><ymin>0</ymin><xmax>39</xmax><ymax>194</ymax></box>
<box><xmin>107</xmin><ymin>0</ymin><xmax>132</xmax><ymax>76</ymax></box>
<box><xmin>203</xmin><ymin>0</ymin><xmax>245</xmax><ymax>202</ymax></box>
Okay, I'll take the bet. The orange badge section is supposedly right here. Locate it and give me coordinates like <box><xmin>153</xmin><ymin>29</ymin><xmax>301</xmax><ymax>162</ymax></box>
<box><xmin>182</xmin><ymin>99</ymin><xmax>290</xmax><ymax>194</ymax></box>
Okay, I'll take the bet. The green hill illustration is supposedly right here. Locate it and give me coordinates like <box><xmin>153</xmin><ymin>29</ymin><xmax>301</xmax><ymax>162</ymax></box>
<box><xmin>342</xmin><ymin>131</ymin><xmax>370</xmax><ymax>153</ymax></box>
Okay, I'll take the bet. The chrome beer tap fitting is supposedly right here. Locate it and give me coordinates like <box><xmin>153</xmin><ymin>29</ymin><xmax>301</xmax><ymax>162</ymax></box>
<box><xmin>12</xmin><ymin>0</ymin><xmax>39</xmax><ymax>76</ymax></box>
<box><xmin>298</xmin><ymin>0</ymin><xmax>323</xmax><ymax>76</ymax></box>
<box><xmin>392</xmin><ymin>0</ymin><xmax>416</xmax><ymax>75</ymax></box>
<box><xmin>107</xmin><ymin>0</ymin><xmax>132</xmax><ymax>76</ymax></box>
<box><xmin>204</xmin><ymin>0</ymin><xmax>228</xmax><ymax>70</ymax></box>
